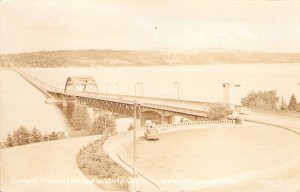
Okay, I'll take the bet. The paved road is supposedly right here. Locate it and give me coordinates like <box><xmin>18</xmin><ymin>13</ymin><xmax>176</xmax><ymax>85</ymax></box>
<box><xmin>0</xmin><ymin>136</ymin><xmax>101</xmax><ymax>192</ymax></box>
<box><xmin>103</xmin><ymin>132</ymin><xmax>160</xmax><ymax>192</ymax></box>
<box><xmin>102</xmin><ymin>93</ymin><xmax>210</xmax><ymax>111</ymax></box>
<box><xmin>240</xmin><ymin>112</ymin><xmax>300</xmax><ymax>133</ymax></box>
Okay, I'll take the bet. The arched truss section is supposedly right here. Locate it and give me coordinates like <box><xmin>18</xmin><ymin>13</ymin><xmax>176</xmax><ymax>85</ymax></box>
<box><xmin>141</xmin><ymin>107</ymin><xmax>207</xmax><ymax>123</ymax></box>
<box><xmin>64</xmin><ymin>76</ymin><xmax>99</xmax><ymax>94</ymax></box>
<box><xmin>141</xmin><ymin>108</ymin><xmax>164</xmax><ymax>117</ymax></box>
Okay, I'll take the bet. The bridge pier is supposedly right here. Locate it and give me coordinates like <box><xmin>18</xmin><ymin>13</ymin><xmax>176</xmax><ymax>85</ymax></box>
<box><xmin>165</xmin><ymin>115</ymin><xmax>176</xmax><ymax>124</ymax></box>
<box><xmin>74</xmin><ymin>97</ymin><xmax>79</xmax><ymax>106</ymax></box>
<box><xmin>170</xmin><ymin>115</ymin><xmax>176</xmax><ymax>124</ymax></box>
<box><xmin>90</xmin><ymin>108</ymin><xmax>98</xmax><ymax>124</ymax></box>
<box><xmin>161</xmin><ymin>111</ymin><xmax>165</xmax><ymax>124</ymax></box>
<box><xmin>62</xmin><ymin>95</ymin><xmax>67</xmax><ymax>107</ymax></box>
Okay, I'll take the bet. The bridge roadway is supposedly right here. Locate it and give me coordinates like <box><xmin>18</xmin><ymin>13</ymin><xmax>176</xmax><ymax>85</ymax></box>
<box><xmin>14</xmin><ymin>68</ymin><xmax>212</xmax><ymax>119</ymax></box>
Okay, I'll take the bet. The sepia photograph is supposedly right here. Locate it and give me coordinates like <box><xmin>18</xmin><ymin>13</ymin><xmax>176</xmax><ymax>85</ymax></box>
<box><xmin>0</xmin><ymin>0</ymin><xmax>300</xmax><ymax>192</ymax></box>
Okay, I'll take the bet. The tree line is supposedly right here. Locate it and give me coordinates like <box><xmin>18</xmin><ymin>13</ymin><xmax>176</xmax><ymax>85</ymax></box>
<box><xmin>1</xmin><ymin>50</ymin><xmax>300</xmax><ymax>68</ymax></box>
<box><xmin>6</xmin><ymin>126</ymin><xmax>60</xmax><ymax>147</ymax></box>
<box><xmin>5</xmin><ymin>105</ymin><xmax>115</xmax><ymax>148</ymax></box>
<box><xmin>70</xmin><ymin>104</ymin><xmax>116</xmax><ymax>135</ymax></box>
<box><xmin>241</xmin><ymin>90</ymin><xmax>300</xmax><ymax>112</ymax></box>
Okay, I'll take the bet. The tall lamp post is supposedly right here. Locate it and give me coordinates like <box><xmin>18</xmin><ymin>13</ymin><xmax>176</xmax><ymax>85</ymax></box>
<box><xmin>175</xmin><ymin>81</ymin><xmax>180</xmax><ymax>100</ymax></box>
<box><xmin>133</xmin><ymin>102</ymin><xmax>141</xmax><ymax>176</ymax></box>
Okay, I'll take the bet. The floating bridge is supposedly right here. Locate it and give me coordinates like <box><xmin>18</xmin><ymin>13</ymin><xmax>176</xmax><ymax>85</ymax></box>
<box><xmin>14</xmin><ymin>68</ymin><xmax>214</xmax><ymax>124</ymax></box>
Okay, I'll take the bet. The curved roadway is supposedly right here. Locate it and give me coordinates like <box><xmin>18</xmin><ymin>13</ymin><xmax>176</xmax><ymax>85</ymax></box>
<box><xmin>104</xmin><ymin>114</ymin><xmax>300</xmax><ymax>192</ymax></box>
<box><xmin>1</xmin><ymin>113</ymin><xmax>299</xmax><ymax>192</ymax></box>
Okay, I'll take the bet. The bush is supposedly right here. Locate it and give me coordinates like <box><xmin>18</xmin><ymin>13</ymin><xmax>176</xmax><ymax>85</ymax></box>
<box><xmin>77</xmin><ymin>133</ymin><xmax>129</xmax><ymax>189</ymax></box>
<box><xmin>13</xmin><ymin>126</ymin><xmax>32</xmax><ymax>146</ymax></box>
<box><xmin>241</xmin><ymin>90</ymin><xmax>279</xmax><ymax>109</ymax></box>
<box><xmin>90</xmin><ymin>113</ymin><xmax>116</xmax><ymax>135</ymax></box>
<box><xmin>48</xmin><ymin>131</ymin><xmax>59</xmax><ymax>141</ymax></box>
<box><xmin>5</xmin><ymin>127</ymin><xmax>61</xmax><ymax>148</ymax></box>
<box><xmin>71</xmin><ymin>105</ymin><xmax>91</xmax><ymax>131</ymax></box>
<box><xmin>208</xmin><ymin>104</ymin><xmax>232</xmax><ymax>120</ymax></box>
<box><xmin>288</xmin><ymin>94</ymin><xmax>298</xmax><ymax>111</ymax></box>
<box><xmin>6</xmin><ymin>133</ymin><xmax>14</xmax><ymax>147</ymax></box>
<box><xmin>31</xmin><ymin>127</ymin><xmax>43</xmax><ymax>143</ymax></box>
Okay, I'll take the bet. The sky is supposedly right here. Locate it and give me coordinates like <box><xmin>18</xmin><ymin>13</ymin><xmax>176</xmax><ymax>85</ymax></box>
<box><xmin>0</xmin><ymin>0</ymin><xmax>300</xmax><ymax>54</ymax></box>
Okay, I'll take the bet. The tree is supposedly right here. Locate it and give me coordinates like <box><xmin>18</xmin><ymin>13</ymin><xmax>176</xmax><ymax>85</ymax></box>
<box><xmin>48</xmin><ymin>131</ymin><xmax>59</xmax><ymax>141</ymax></box>
<box><xmin>13</xmin><ymin>126</ymin><xmax>31</xmax><ymax>146</ymax></box>
<box><xmin>6</xmin><ymin>132</ymin><xmax>14</xmax><ymax>147</ymax></box>
<box><xmin>31</xmin><ymin>127</ymin><xmax>43</xmax><ymax>143</ymax></box>
<box><xmin>241</xmin><ymin>90</ymin><xmax>279</xmax><ymax>109</ymax></box>
<box><xmin>90</xmin><ymin>112</ymin><xmax>116</xmax><ymax>135</ymax></box>
<box><xmin>288</xmin><ymin>94</ymin><xmax>297</xmax><ymax>111</ymax></box>
<box><xmin>208</xmin><ymin>104</ymin><xmax>232</xmax><ymax>120</ymax></box>
<box><xmin>71</xmin><ymin>105</ymin><xmax>91</xmax><ymax>131</ymax></box>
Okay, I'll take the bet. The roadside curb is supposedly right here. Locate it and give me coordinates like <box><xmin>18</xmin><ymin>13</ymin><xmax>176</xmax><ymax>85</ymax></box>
<box><xmin>105</xmin><ymin>121</ymin><xmax>300</xmax><ymax>192</ymax></box>
<box><xmin>103</xmin><ymin>132</ymin><xmax>160</xmax><ymax>191</ymax></box>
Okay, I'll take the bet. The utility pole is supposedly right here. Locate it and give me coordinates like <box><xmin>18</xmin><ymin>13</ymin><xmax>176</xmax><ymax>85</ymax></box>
<box><xmin>133</xmin><ymin>103</ymin><xmax>138</xmax><ymax>176</ymax></box>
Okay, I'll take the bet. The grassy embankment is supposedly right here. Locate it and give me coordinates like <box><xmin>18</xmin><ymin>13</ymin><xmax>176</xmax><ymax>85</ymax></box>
<box><xmin>76</xmin><ymin>132</ymin><xmax>130</xmax><ymax>190</ymax></box>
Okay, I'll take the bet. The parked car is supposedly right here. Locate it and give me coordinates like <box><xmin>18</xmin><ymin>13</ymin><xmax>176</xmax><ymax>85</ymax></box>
<box><xmin>144</xmin><ymin>127</ymin><xmax>159</xmax><ymax>140</ymax></box>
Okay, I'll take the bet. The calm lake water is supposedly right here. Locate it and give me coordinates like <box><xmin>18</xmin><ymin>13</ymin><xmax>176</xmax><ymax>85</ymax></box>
<box><xmin>0</xmin><ymin>70</ymin><xmax>73</xmax><ymax>141</ymax></box>
<box><xmin>1</xmin><ymin>64</ymin><xmax>300</xmax><ymax>141</ymax></box>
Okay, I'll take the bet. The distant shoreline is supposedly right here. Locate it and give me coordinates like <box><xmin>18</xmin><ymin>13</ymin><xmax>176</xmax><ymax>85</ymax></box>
<box><xmin>1</xmin><ymin>63</ymin><xmax>300</xmax><ymax>69</ymax></box>
<box><xmin>1</xmin><ymin>50</ymin><xmax>299</xmax><ymax>68</ymax></box>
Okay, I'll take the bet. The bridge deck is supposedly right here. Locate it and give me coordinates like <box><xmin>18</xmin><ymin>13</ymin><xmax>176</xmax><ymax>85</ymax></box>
<box><xmin>14</xmin><ymin>68</ymin><xmax>212</xmax><ymax>117</ymax></box>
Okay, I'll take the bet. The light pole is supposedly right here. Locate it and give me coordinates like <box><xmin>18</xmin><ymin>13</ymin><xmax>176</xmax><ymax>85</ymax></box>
<box><xmin>175</xmin><ymin>81</ymin><xmax>179</xmax><ymax>100</ymax></box>
<box><xmin>135</xmin><ymin>83</ymin><xmax>143</xmax><ymax>97</ymax></box>
<box><xmin>133</xmin><ymin>102</ymin><xmax>140</xmax><ymax>176</ymax></box>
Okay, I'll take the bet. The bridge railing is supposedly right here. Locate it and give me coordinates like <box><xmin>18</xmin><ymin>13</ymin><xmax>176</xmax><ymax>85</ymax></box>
<box><xmin>138</xmin><ymin>119</ymin><xmax>236</xmax><ymax>131</ymax></box>
<box><xmin>14</xmin><ymin>69</ymin><xmax>64</xmax><ymax>93</ymax></box>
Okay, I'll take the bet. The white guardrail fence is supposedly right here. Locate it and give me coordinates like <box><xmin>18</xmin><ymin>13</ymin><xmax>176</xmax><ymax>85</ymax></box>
<box><xmin>138</xmin><ymin>119</ymin><xmax>237</xmax><ymax>131</ymax></box>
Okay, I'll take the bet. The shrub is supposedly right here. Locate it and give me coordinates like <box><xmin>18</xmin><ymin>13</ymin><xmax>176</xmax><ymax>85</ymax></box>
<box><xmin>288</xmin><ymin>94</ymin><xmax>298</xmax><ymax>111</ymax></box>
<box><xmin>5</xmin><ymin>132</ymin><xmax>14</xmax><ymax>147</ymax></box>
<box><xmin>31</xmin><ymin>127</ymin><xmax>43</xmax><ymax>143</ymax></box>
<box><xmin>77</xmin><ymin>136</ymin><xmax>129</xmax><ymax>189</ymax></box>
<box><xmin>71</xmin><ymin>105</ymin><xmax>91</xmax><ymax>131</ymax></box>
<box><xmin>4</xmin><ymin>127</ymin><xmax>63</xmax><ymax>148</ymax></box>
<box><xmin>91</xmin><ymin>113</ymin><xmax>116</xmax><ymax>135</ymax></box>
<box><xmin>208</xmin><ymin>104</ymin><xmax>232</xmax><ymax>120</ymax></box>
<box><xmin>13</xmin><ymin>126</ymin><xmax>32</xmax><ymax>146</ymax></box>
<box><xmin>241</xmin><ymin>90</ymin><xmax>279</xmax><ymax>109</ymax></box>
<box><xmin>48</xmin><ymin>131</ymin><xmax>59</xmax><ymax>141</ymax></box>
